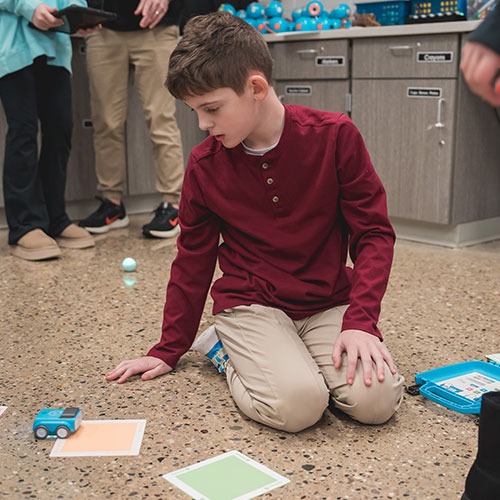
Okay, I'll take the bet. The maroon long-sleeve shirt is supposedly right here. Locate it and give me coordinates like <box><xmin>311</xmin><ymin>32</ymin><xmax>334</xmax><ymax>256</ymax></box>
<box><xmin>148</xmin><ymin>105</ymin><xmax>395</xmax><ymax>369</ymax></box>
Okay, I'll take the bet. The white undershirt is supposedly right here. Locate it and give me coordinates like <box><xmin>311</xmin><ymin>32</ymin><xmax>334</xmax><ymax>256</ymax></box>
<box><xmin>242</xmin><ymin>139</ymin><xmax>280</xmax><ymax>156</ymax></box>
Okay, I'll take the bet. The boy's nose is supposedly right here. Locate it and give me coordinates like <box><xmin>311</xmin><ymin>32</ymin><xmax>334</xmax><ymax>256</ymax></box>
<box><xmin>198</xmin><ymin>116</ymin><xmax>212</xmax><ymax>132</ymax></box>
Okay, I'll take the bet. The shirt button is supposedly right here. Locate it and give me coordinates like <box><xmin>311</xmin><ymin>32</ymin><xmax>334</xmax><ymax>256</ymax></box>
<box><xmin>262</xmin><ymin>163</ymin><xmax>269</xmax><ymax>169</ymax></box>
<box><xmin>267</xmin><ymin>178</ymin><xmax>274</xmax><ymax>185</ymax></box>
<box><xmin>272</xmin><ymin>196</ymin><xmax>279</xmax><ymax>203</ymax></box>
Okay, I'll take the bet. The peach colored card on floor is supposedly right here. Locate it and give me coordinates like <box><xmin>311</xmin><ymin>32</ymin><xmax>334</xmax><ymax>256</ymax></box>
<box><xmin>50</xmin><ymin>420</ymin><xmax>146</xmax><ymax>457</ymax></box>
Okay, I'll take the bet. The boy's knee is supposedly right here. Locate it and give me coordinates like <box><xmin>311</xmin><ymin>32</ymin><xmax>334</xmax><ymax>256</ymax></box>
<box><xmin>266</xmin><ymin>383</ymin><xmax>330</xmax><ymax>433</ymax></box>
<box><xmin>333</xmin><ymin>373</ymin><xmax>405</xmax><ymax>425</ymax></box>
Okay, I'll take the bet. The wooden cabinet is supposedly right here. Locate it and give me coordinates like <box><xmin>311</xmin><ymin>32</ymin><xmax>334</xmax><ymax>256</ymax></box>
<box><xmin>352</xmin><ymin>78</ymin><xmax>457</xmax><ymax>224</ymax></box>
<box><xmin>265</xmin><ymin>25</ymin><xmax>500</xmax><ymax>244</ymax></box>
<box><xmin>451</xmin><ymin>70</ymin><xmax>500</xmax><ymax>223</ymax></box>
<box><xmin>351</xmin><ymin>35</ymin><xmax>460</xmax><ymax>224</ymax></box>
<box><xmin>270</xmin><ymin>39</ymin><xmax>350</xmax><ymax>113</ymax></box>
<box><xmin>65</xmin><ymin>38</ymin><xmax>98</xmax><ymax>202</ymax></box>
<box><xmin>351</xmin><ymin>34</ymin><xmax>500</xmax><ymax>225</ymax></box>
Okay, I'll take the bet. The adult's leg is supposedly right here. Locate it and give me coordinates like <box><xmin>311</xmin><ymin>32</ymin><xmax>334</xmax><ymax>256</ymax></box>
<box><xmin>215</xmin><ymin>305</ymin><xmax>330</xmax><ymax>433</ymax></box>
<box><xmin>0</xmin><ymin>64</ymin><xmax>48</xmax><ymax>244</ymax></box>
<box><xmin>131</xmin><ymin>26</ymin><xmax>184</xmax><ymax>204</ymax></box>
<box><xmin>85</xmin><ymin>29</ymin><xmax>130</xmax><ymax>201</ymax></box>
<box><xmin>298</xmin><ymin>306</ymin><xmax>405</xmax><ymax>424</ymax></box>
<box><xmin>35</xmin><ymin>60</ymin><xmax>72</xmax><ymax>237</ymax></box>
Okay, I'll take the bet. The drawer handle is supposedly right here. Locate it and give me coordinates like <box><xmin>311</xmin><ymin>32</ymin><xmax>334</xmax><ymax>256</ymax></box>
<box><xmin>434</xmin><ymin>98</ymin><xmax>445</xmax><ymax>128</ymax></box>
<box><xmin>388</xmin><ymin>42</ymin><xmax>421</xmax><ymax>55</ymax></box>
<box><xmin>426</xmin><ymin>98</ymin><xmax>446</xmax><ymax>131</ymax></box>
<box><xmin>296</xmin><ymin>49</ymin><xmax>319</xmax><ymax>57</ymax></box>
<box><xmin>388</xmin><ymin>45</ymin><xmax>413</xmax><ymax>55</ymax></box>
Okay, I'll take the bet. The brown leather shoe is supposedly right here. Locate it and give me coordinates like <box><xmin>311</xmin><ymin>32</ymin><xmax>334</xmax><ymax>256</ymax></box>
<box><xmin>10</xmin><ymin>229</ymin><xmax>61</xmax><ymax>261</ymax></box>
<box><xmin>56</xmin><ymin>224</ymin><xmax>95</xmax><ymax>249</ymax></box>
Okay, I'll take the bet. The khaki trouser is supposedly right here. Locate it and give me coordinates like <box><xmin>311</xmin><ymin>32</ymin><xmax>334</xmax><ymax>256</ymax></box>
<box><xmin>215</xmin><ymin>304</ymin><xmax>405</xmax><ymax>433</ymax></box>
<box><xmin>85</xmin><ymin>26</ymin><xmax>184</xmax><ymax>203</ymax></box>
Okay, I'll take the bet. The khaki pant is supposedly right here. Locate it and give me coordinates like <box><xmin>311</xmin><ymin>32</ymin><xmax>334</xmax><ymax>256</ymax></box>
<box><xmin>85</xmin><ymin>26</ymin><xmax>184</xmax><ymax>203</ymax></box>
<box><xmin>215</xmin><ymin>304</ymin><xmax>404</xmax><ymax>433</ymax></box>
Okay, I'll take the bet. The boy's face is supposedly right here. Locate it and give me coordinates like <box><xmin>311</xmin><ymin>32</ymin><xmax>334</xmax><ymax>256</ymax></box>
<box><xmin>185</xmin><ymin>84</ymin><xmax>261</xmax><ymax>149</ymax></box>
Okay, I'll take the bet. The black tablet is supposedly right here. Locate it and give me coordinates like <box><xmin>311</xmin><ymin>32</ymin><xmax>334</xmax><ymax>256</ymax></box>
<box><xmin>52</xmin><ymin>5</ymin><xmax>117</xmax><ymax>34</ymax></box>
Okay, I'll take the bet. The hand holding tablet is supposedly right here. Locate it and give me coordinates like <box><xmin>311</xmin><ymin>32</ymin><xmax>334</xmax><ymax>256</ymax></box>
<box><xmin>30</xmin><ymin>5</ymin><xmax>117</xmax><ymax>34</ymax></box>
<box><xmin>53</xmin><ymin>5</ymin><xmax>117</xmax><ymax>33</ymax></box>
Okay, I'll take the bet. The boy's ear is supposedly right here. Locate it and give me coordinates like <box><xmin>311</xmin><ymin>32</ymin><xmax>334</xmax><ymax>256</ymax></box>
<box><xmin>247</xmin><ymin>73</ymin><xmax>269</xmax><ymax>100</ymax></box>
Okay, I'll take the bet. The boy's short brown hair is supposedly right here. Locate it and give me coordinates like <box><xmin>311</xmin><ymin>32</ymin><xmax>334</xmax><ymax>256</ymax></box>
<box><xmin>166</xmin><ymin>12</ymin><xmax>273</xmax><ymax>100</ymax></box>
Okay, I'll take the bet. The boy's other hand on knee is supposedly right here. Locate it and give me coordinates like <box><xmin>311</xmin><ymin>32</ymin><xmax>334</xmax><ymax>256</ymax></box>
<box><xmin>332</xmin><ymin>330</ymin><xmax>397</xmax><ymax>387</ymax></box>
<box><xmin>106</xmin><ymin>356</ymin><xmax>172</xmax><ymax>384</ymax></box>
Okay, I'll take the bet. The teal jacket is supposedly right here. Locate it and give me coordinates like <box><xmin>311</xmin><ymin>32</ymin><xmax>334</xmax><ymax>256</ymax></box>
<box><xmin>0</xmin><ymin>0</ymin><xmax>87</xmax><ymax>79</ymax></box>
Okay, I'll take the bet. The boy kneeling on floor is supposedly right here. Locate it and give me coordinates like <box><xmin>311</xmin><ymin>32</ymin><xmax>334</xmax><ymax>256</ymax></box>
<box><xmin>106</xmin><ymin>12</ymin><xmax>405</xmax><ymax>432</ymax></box>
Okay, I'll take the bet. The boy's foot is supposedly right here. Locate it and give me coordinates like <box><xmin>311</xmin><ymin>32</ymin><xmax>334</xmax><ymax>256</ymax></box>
<box><xmin>9</xmin><ymin>229</ymin><xmax>61</xmax><ymax>261</ymax></box>
<box><xmin>142</xmin><ymin>202</ymin><xmax>180</xmax><ymax>239</ymax></box>
<box><xmin>56</xmin><ymin>224</ymin><xmax>95</xmax><ymax>249</ymax></box>
<box><xmin>79</xmin><ymin>197</ymin><xmax>129</xmax><ymax>234</ymax></box>
<box><xmin>192</xmin><ymin>325</ymin><xmax>229</xmax><ymax>373</ymax></box>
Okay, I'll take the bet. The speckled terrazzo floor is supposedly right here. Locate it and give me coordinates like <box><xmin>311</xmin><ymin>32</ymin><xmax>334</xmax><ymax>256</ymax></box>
<box><xmin>0</xmin><ymin>215</ymin><xmax>499</xmax><ymax>500</ymax></box>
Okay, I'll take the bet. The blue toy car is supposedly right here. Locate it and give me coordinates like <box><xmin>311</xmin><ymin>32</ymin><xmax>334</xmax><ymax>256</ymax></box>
<box><xmin>33</xmin><ymin>407</ymin><xmax>83</xmax><ymax>439</ymax></box>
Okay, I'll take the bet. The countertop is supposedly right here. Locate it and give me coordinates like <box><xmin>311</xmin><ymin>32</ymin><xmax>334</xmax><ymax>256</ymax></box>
<box><xmin>263</xmin><ymin>20</ymin><xmax>481</xmax><ymax>42</ymax></box>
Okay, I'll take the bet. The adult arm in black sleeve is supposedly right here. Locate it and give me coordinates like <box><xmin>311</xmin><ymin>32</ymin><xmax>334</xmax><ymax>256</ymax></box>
<box><xmin>460</xmin><ymin>2</ymin><xmax>500</xmax><ymax>106</ymax></box>
<box><xmin>468</xmin><ymin>2</ymin><xmax>500</xmax><ymax>54</ymax></box>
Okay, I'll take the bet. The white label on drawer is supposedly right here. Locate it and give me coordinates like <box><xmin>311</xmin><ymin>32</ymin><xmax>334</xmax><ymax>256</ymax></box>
<box><xmin>315</xmin><ymin>56</ymin><xmax>345</xmax><ymax>67</ymax></box>
<box><xmin>416</xmin><ymin>51</ymin><xmax>454</xmax><ymax>63</ymax></box>
<box><xmin>407</xmin><ymin>87</ymin><xmax>442</xmax><ymax>98</ymax></box>
<box><xmin>285</xmin><ymin>85</ymin><xmax>312</xmax><ymax>96</ymax></box>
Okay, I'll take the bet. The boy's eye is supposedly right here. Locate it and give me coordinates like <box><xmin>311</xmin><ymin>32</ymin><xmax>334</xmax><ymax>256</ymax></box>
<box><xmin>205</xmin><ymin>107</ymin><xmax>219</xmax><ymax>114</ymax></box>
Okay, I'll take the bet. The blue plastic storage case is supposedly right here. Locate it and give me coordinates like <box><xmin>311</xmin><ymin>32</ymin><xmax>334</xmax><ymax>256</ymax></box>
<box><xmin>355</xmin><ymin>1</ymin><xmax>410</xmax><ymax>25</ymax></box>
<box><xmin>415</xmin><ymin>361</ymin><xmax>500</xmax><ymax>414</ymax></box>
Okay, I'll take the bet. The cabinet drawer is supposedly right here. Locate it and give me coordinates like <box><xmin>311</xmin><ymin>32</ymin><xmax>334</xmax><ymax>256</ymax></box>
<box><xmin>270</xmin><ymin>40</ymin><xmax>349</xmax><ymax>80</ymax></box>
<box><xmin>352</xmin><ymin>34</ymin><xmax>459</xmax><ymax>79</ymax></box>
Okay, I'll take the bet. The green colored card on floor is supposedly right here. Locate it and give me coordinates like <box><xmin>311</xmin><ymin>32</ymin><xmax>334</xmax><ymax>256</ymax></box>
<box><xmin>163</xmin><ymin>450</ymin><xmax>290</xmax><ymax>500</ymax></box>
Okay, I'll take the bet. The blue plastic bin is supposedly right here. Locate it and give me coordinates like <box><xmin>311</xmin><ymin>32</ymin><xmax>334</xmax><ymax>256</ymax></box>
<box><xmin>355</xmin><ymin>0</ymin><xmax>410</xmax><ymax>25</ymax></box>
<box><xmin>415</xmin><ymin>361</ymin><xmax>500</xmax><ymax>414</ymax></box>
<box><xmin>410</xmin><ymin>0</ymin><xmax>467</xmax><ymax>16</ymax></box>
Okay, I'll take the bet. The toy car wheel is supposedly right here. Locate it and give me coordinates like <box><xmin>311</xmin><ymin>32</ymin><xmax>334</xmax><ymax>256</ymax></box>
<box><xmin>34</xmin><ymin>426</ymin><xmax>49</xmax><ymax>439</ymax></box>
<box><xmin>56</xmin><ymin>426</ymin><xmax>70</xmax><ymax>439</ymax></box>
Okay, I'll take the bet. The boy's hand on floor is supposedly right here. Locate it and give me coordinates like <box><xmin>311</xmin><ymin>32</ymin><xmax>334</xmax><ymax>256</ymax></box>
<box><xmin>332</xmin><ymin>329</ymin><xmax>397</xmax><ymax>387</ymax></box>
<box><xmin>106</xmin><ymin>356</ymin><xmax>172</xmax><ymax>383</ymax></box>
